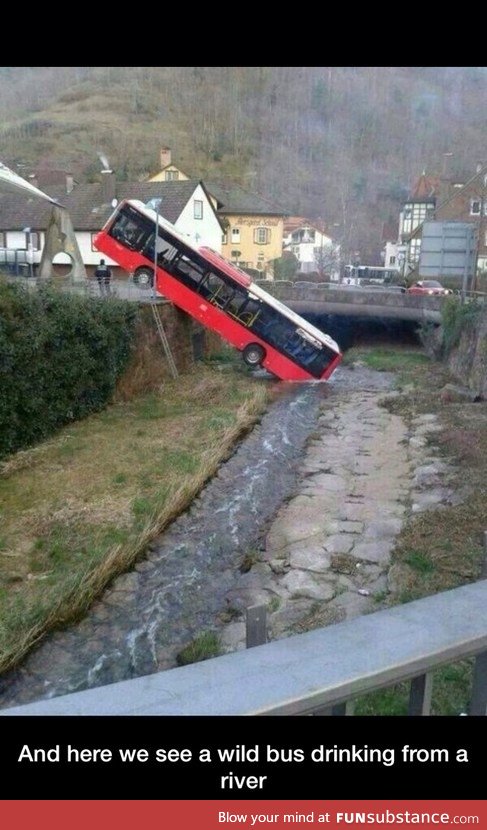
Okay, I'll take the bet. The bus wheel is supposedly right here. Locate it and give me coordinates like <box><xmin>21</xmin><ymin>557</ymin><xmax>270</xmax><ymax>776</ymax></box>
<box><xmin>242</xmin><ymin>343</ymin><xmax>266</xmax><ymax>367</ymax></box>
<box><xmin>133</xmin><ymin>267</ymin><xmax>154</xmax><ymax>289</ymax></box>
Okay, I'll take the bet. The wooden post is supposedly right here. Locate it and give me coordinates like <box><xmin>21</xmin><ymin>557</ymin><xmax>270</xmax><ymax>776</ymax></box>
<box><xmin>470</xmin><ymin>651</ymin><xmax>487</xmax><ymax>715</ymax></box>
<box><xmin>408</xmin><ymin>673</ymin><xmax>433</xmax><ymax>715</ymax></box>
<box><xmin>246</xmin><ymin>604</ymin><xmax>267</xmax><ymax>648</ymax></box>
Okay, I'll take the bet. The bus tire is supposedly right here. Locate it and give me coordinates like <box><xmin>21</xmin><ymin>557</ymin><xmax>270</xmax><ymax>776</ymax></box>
<box><xmin>242</xmin><ymin>343</ymin><xmax>266</xmax><ymax>367</ymax></box>
<box><xmin>133</xmin><ymin>267</ymin><xmax>154</xmax><ymax>289</ymax></box>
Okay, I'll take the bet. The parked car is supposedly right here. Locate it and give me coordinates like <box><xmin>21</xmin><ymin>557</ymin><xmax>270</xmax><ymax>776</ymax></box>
<box><xmin>407</xmin><ymin>280</ymin><xmax>453</xmax><ymax>296</ymax></box>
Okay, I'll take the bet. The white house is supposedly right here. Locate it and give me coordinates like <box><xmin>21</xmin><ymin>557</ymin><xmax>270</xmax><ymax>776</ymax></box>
<box><xmin>0</xmin><ymin>173</ymin><xmax>223</xmax><ymax>276</ymax></box>
<box><xmin>283</xmin><ymin>217</ymin><xmax>339</xmax><ymax>279</ymax></box>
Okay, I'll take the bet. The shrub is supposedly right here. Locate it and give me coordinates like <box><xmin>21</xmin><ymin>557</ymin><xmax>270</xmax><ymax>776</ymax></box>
<box><xmin>440</xmin><ymin>297</ymin><xmax>482</xmax><ymax>356</ymax></box>
<box><xmin>0</xmin><ymin>281</ymin><xmax>137</xmax><ymax>459</ymax></box>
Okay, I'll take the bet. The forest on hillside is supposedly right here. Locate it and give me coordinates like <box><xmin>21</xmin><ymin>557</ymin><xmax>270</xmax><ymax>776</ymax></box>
<box><xmin>0</xmin><ymin>66</ymin><xmax>486</xmax><ymax>261</ymax></box>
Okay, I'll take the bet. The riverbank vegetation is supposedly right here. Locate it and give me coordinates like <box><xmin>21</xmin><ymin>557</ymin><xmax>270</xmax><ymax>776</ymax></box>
<box><xmin>0</xmin><ymin>280</ymin><xmax>137</xmax><ymax>460</ymax></box>
<box><xmin>344</xmin><ymin>345</ymin><xmax>487</xmax><ymax>715</ymax></box>
<box><xmin>0</xmin><ymin>362</ymin><xmax>272</xmax><ymax>674</ymax></box>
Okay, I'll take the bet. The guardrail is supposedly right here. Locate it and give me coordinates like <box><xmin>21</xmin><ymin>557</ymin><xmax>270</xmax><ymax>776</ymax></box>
<box><xmin>3</xmin><ymin>578</ymin><xmax>486</xmax><ymax>716</ymax></box>
<box><xmin>0</xmin><ymin>249</ymin><xmax>34</xmax><ymax>277</ymax></box>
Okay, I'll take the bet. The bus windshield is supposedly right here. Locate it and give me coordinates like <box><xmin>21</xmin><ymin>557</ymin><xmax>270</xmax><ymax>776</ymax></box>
<box><xmin>94</xmin><ymin>200</ymin><xmax>342</xmax><ymax>382</ymax></box>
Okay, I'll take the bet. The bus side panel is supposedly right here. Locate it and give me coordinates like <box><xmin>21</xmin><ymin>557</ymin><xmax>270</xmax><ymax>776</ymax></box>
<box><xmin>155</xmin><ymin>271</ymin><xmax>323</xmax><ymax>381</ymax></box>
<box><xmin>94</xmin><ymin>235</ymin><xmax>142</xmax><ymax>273</ymax></box>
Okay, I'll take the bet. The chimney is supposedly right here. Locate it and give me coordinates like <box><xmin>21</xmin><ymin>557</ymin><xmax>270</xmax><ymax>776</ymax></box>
<box><xmin>66</xmin><ymin>174</ymin><xmax>74</xmax><ymax>194</ymax></box>
<box><xmin>476</xmin><ymin>162</ymin><xmax>484</xmax><ymax>174</ymax></box>
<box><xmin>101</xmin><ymin>169</ymin><xmax>116</xmax><ymax>203</ymax></box>
<box><xmin>160</xmin><ymin>147</ymin><xmax>171</xmax><ymax>169</ymax></box>
<box><xmin>28</xmin><ymin>173</ymin><xmax>39</xmax><ymax>189</ymax></box>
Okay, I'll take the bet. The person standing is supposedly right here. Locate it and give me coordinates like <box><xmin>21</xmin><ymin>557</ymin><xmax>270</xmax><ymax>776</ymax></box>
<box><xmin>94</xmin><ymin>259</ymin><xmax>112</xmax><ymax>296</ymax></box>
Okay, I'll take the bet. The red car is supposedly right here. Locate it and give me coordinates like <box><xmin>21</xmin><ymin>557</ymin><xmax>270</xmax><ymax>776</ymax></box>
<box><xmin>407</xmin><ymin>280</ymin><xmax>453</xmax><ymax>296</ymax></box>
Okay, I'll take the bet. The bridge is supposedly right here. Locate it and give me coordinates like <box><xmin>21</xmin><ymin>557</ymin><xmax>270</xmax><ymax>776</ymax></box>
<box><xmin>256</xmin><ymin>281</ymin><xmax>448</xmax><ymax>324</ymax></box>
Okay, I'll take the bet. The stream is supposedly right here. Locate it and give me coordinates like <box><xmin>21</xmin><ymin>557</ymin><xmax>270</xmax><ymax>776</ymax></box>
<box><xmin>0</xmin><ymin>369</ymin><xmax>380</xmax><ymax>708</ymax></box>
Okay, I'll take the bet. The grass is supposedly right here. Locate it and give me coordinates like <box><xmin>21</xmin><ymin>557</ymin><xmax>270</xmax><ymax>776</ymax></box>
<box><xmin>239</xmin><ymin>549</ymin><xmax>261</xmax><ymax>573</ymax></box>
<box><xmin>176</xmin><ymin>630</ymin><xmax>221</xmax><ymax>666</ymax></box>
<box><xmin>0</xmin><ymin>366</ymin><xmax>272</xmax><ymax>674</ymax></box>
<box><xmin>346</xmin><ymin>347</ymin><xmax>487</xmax><ymax>716</ymax></box>
<box><xmin>342</xmin><ymin>345</ymin><xmax>430</xmax><ymax>373</ymax></box>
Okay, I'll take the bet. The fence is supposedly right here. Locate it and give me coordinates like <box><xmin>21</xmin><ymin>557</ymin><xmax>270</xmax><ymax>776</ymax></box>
<box><xmin>0</xmin><ymin>248</ymin><xmax>34</xmax><ymax>277</ymax></box>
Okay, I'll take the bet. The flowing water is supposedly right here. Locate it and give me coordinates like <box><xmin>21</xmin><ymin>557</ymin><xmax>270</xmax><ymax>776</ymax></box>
<box><xmin>1</xmin><ymin>371</ymin><xmax>384</xmax><ymax>708</ymax></box>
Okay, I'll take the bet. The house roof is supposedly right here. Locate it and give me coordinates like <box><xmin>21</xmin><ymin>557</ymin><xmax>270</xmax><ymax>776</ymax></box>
<box><xmin>283</xmin><ymin>216</ymin><xmax>331</xmax><ymax>237</ymax></box>
<box><xmin>33</xmin><ymin>169</ymin><xmax>78</xmax><ymax>187</ymax></box>
<box><xmin>407</xmin><ymin>162</ymin><xmax>487</xmax><ymax>239</ymax></box>
<box><xmin>0</xmin><ymin>179</ymin><xmax>221</xmax><ymax>231</ymax></box>
<box><xmin>435</xmin><ymin>163</ymin><xmax>487</xmax><ymax>212</ymax></box>
<box><xmin>283</xmin><ymin>216</ymin><xmax>310</xmax><ymax>235</ymax></box>
<box><xmin>206</xmin><ymin>182</ymin><xmax>288</xmax><ymax>217</ymax></box>
<box><xmin>409</xmin><ymin>172</ymin><xmax>441</xmax><ymax>201</ymax></box>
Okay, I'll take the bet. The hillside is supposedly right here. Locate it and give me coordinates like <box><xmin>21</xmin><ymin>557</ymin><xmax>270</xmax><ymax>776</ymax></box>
<box><xmin>0</xmin><ymin>66</ymin><xmax>486</xmax><ymax>260</ymax></box>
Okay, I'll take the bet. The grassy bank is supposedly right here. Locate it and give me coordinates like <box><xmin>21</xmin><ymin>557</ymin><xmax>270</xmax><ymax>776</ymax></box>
<box><xmin>343</xmin><ymin>345</ymin><xmax>487</xmax><ymax>715</ymax></box>
<box><xmin>0</xmin><ymin>362</ymin><xmax>272</xmax><ymax>674</ymax></box>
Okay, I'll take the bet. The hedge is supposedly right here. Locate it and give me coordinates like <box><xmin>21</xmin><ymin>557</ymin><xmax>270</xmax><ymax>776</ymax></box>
<box><xmin>0</xmin><ymin>280</ymin><xmax>137</xmax><ymax>460</ymax></box>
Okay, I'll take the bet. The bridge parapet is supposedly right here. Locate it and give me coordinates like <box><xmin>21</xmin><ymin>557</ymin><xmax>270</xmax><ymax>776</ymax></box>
<box><xmin>2</xmin><ymin>579</ymin><xmax>487</xmax><ymax>716</ymax></box>
<box><xmin>256</xmin><ymin>280</ymin><xmax>451</xmax><ymax>323</ymax></box>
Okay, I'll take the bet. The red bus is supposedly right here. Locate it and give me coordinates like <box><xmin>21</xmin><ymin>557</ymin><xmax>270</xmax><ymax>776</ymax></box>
<box><xmin>93</xmin><ymin>199</ymin><xmax>342</xmax><ymax>381</ymax></box>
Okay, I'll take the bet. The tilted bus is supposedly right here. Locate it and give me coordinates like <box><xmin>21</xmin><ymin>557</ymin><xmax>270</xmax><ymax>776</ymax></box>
<box><xmin>94</xmin><ymin>200</ymin><xmax>342</xmax><ymax>382</ymax></box>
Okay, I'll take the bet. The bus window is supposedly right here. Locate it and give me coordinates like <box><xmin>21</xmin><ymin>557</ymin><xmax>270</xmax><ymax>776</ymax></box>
<box><xmin>172</xmin><ymin>254</ymin><xmax>207</xmax><ymax>289</ymax></box>
<box><xmin>109</xmin><ymin>206</ymin><xmax>152</xmax><ymax>250</ymax></box>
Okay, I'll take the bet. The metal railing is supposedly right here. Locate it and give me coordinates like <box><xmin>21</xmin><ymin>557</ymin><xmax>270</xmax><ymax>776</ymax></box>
<box><xmin>2</xmin><ymin>578</ymin><xmax>486</xmax><ymax>717</ymax></box>
<box><xmin>0</xmin><ymin>248</ymin><xmax>34</xmax><ymax>277</ymax></box>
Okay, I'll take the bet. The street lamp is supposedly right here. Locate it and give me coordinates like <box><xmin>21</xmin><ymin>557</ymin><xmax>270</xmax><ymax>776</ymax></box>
<box><xmin>152</xmin><ymin>203</ymin><xmax>159</xmax><ymax>300</ymax></box>
<box><xmin>23</xmin><ymin>227</ymin><xmax>33</xmax><ymax>278</ymax></box>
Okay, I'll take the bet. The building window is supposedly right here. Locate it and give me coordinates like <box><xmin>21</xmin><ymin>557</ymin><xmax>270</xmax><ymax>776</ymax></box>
<box><xmin>165</xmin><ymin>170</ymin><xmax>178</xmax><ymax>181</ymax></box>
<box><xmin>402</xmin><ymin>201</ymin><xmax>435</xmax><ymax>236</ymax></box>
<box><xmin>470</xmin><ymin>199</ymin><xmax>481</xmax><ymax>215</ymax></box>
<box><xmin>0</xmin><ymin>232</ymin><xmax>6</xmax><ymax>247</ymax></box>
<box><xmin>194</xmin><ymin>200</ymin><xmax>203</xmax><ymax>220</ymax></box>
<box><xmin>389</xmin><ymin>255</ymin><xmax>396</xmax><ymax>265</ymax></box>
<box><xmin>254</xmin><ymin>227</ymin><xmax>270</xmax><ymax>245</ymax></box>
<box><xmin>25</xmin><ymin>231</ymin><xmax>40</xmax><ymax>250</ymax></box>
<box><xmin>222</xmin><ymin>233</ymin><xmax>228</xmax><ymax>245</ymax></box>
<box><xmin>409</xmin><ymin>238</ymin><xmax>421</xmax><ymax>263</ymax></box>
<box><xmin>231</xmin><ymin>228</ymin><xmax>240</xmax><ymax>243</ymax></box>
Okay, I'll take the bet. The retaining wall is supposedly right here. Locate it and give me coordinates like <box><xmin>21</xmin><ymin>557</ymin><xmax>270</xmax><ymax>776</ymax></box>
<box><xmin>447</xmin><ymin>305</ymin><xmax>487</xmax><ymax>398</ymax></box>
